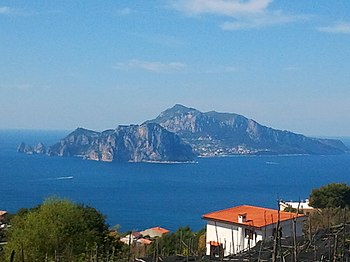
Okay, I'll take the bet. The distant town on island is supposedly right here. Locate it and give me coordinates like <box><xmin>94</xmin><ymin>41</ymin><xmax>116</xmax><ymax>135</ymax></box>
<box><xmin>18</xmin><ymin>104</ymin><xmax>349</xmax><ymax>163</ymax></box>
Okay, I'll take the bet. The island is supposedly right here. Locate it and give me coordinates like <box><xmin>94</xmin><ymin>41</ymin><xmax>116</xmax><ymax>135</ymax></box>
<box><xmin>18</xmin><ymin>104</ymin><xmax>349</xmax><ymax>162</ymax></box>
<box><xmin>146</xmin><ymin>104</ymin><xmax>349</xmax><ymax>156</ymax></box>
<box><xmin>18</xmin><ymin>123</ymin><xmax>194</xmax><ymax>163</ymax></box>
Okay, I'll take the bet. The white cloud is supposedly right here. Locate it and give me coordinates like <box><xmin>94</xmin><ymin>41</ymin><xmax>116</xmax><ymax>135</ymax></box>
<box><xmin>0</xmin><ymin>6</ymin><xmax>12</xmax><ymax>15</ymax></box>
<box><xmin>225</xmin><ymin>66</ymin><xmax>239</xmax><ymax>72</ymax></box>
<box><xmin>169</xmin><ymin>0</ymin><xmax>306</xmax><ymax>30</ymax></box>
<box><xmin>202</xmin><ymin>65</ymin><xmax>241</xmax><ymax>74</ymax></box>
<box><xmin>283</xmin><ymin>66</ymin><xmax>298</xmax><ymax>72</ymax></box>
<box><xmin>114</xmin><ymin>59</ymin><xmax>187</xmax><ymax>73</ymax></box>
<box><xmin>221</xmin><ymin>10</ymin><xmax>304</xmax><ymax>30</ymax></box>
<box><xmin>317</xmin><ymin>22</ymin><xmax>350</xmax><ymax>34</ymax></box>
<box><xmin>115</xmin><ymin>7</ymin><xmax>134</xmax><ymax>16</ymax></box>
<box><xmin>169</xmin><ymin>0</ymin><xmax>272</xmax><ymax>16</ymax></box>
<box><xmin>0</xmin><ymin>6</ymin><xmax>38</xmax><ymax>16</ymax></box>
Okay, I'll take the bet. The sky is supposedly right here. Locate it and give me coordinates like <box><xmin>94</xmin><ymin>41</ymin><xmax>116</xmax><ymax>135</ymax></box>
<box><xmin>1</xmin><ymin>0</ymin><xmax>350</xmax><ymax>137</ymax></box>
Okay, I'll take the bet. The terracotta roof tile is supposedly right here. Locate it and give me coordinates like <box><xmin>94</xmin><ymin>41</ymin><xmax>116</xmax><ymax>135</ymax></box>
<box><xmin>150</xmin><ymin>226</ymin><xmax>169</xmax><ymax>234</ymax></box>
<box><xmin>202</xmin><ymin>205</ymin><xmax>304</xmax><ymax>229</ymax></box>
<box><xmin>137</xmin><ymin>238</ymin><xmax>153</xmax><ymax>245</ymax></box>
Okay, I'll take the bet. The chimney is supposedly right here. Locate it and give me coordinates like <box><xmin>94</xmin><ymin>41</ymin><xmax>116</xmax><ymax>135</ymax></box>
<box><xmin>238</xmin><ymin>213</ymin><xmax>247</xmax><ymax>223</ymax></box>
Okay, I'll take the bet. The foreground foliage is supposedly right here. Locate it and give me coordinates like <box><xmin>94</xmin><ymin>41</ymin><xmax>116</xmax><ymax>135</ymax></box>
<box><xmin>3</xmin><ymin>198</ymin><xmax>119</xmax><ymax>261</ymax></box>
<box><xmin>309</xmin><ymin>183</ymin><xmax>350</xmax><ymax>208</ymax></box>
<box><xmin>148</xmin><ymin>226</ymin><xmax>206</xmax><ymax>258</ymax></box>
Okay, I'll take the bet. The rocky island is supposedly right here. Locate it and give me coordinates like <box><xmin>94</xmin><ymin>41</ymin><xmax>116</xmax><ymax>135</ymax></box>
<box><xmin>18</xmin><ymin>104</ymin><xmax>349</xmax><ymax>162</ymax></box>
<box><xmin>146</xmin><ymin>104</ymin><xmax>349</xmax><ymax>156</ymax></box>
<box><xmin>18</xmin><ymin>123</ymin><xmax>194</xmax><ymax>163</ymax></box>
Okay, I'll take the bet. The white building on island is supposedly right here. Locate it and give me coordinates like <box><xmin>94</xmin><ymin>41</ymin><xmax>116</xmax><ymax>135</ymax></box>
<box><xmin>202</xmin><ymin>205</ymin><xmax>305</xmax><ymax>257</ymax></box>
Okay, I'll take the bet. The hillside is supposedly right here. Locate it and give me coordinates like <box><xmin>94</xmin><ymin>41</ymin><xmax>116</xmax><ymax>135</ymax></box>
<box><xmin>146</xmin><ymin>104</ymin><xmax>348</xmax><ymax>156</ymax></box>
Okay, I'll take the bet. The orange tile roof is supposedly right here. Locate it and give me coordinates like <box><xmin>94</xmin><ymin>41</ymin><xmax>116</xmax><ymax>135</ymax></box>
<box><xmin>137</xmin><ymin>238</ymin><xmax>153</xmax><ymax>245</ymax></box>
<box><xmin>202</xmin><ymin>205</ymin><xmax>304</xmax><ymax>229</ymax></box>
<box><xmin>0</xmin><ymin>211</ymin><xmax>7</xmax><ymax>216</ymax></box>
<box><xmin>150</xmin><ymin>226</ymin><xmax>169</xmax><ymax>234</ymax></box>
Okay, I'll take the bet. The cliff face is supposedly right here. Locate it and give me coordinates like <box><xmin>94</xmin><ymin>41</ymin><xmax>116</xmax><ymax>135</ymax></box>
<box><xmin>147</xmin><ymin>104</ymin><xmax>349</xmax><ymax>156</ymax></box>
<box><xmin>19</xmin><ymin>124</ymin><xmax>194</xmax><ymax>162</ymax></box>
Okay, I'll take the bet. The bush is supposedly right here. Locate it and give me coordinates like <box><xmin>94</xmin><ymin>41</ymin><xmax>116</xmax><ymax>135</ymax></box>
<box><xmin>309</xmin><ymin>183</ymin><xmax>350</xmax><ymax>208</ymax></box>
<box><xmin>3</xmin><ymin>198</ymin><xmax>112</xmax><ymax>261</ymax></box>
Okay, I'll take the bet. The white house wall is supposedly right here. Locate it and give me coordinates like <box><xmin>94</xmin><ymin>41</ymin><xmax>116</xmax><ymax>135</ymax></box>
<box><xmin>206</xmin><ymin>220</ymin><xmax>262</xmax><ymax>256</ymax></box>
<box><xmin>264</xmin><ymin>218</ymin><xmax>304</xmax><ymax>239</ymax></box>
<box><xmin>205</xmin><ymin>217</ymin><xmax>305</xmax><ymax>257</ymax></box>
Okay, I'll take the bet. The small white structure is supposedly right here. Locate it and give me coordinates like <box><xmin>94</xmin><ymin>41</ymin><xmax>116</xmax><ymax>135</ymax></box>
<box><xmin>203</xmin><ymin>205</ymin><xmax>305</xmax><ymax>257</ymax></box>
<box><xmin>279</xmin><ymin>199</ymin><xmax>314</xmax><ymax>214</ymax></box>
<box><xmin>140</xmin><ymin>226</ymin><xmax>169</xmax><ymax>238</ymax></box>
<box><xmin>120</xmin><ymin>227</ymin><xmax>169</xmax><ymax>246</ymax></box>
<box><xmin>120</xmin><ymin>232</ymin><xmax>143</xmax><ymax>245</ymax></box>
<box><xmin>0</xmin><ymin>211</ymin><xmax>7</xmax><ymax>222</ymax></box>
<box><xmin>0</xmin><ymin>210</ymin><xmax>7</xmax><ymax>229</ymax></box>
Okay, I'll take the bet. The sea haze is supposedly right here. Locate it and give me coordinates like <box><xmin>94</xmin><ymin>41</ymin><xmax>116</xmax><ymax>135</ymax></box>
<box><xmin>1</xmin><ymin>130</ymin><xmax>350</xmax><ymax>232</ymax></box>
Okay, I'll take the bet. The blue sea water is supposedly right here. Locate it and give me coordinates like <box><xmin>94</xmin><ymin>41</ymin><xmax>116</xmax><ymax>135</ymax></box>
<box><xmin>0</xmin><ymin>130</ymin><xmax>350</xmax><ymax>232</ymax></box>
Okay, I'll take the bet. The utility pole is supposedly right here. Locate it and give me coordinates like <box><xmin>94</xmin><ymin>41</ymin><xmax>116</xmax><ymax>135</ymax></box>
<box><xmin>128</xmin><ymin>231</ymin><xmax>132</xmax><ymax>262</ymax></box>
<box><xmin>342</xmin><ymin>208</ymin><xmax>347</xmax><ymax>262</ymax></box>
<box><xmin>272</xmin><ymin>196</ymin><xmax>281</xmax><ymax>262</ymax></box>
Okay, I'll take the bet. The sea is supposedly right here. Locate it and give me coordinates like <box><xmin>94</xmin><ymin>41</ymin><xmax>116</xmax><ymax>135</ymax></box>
<box><xmin>1</xmin><ymin>130</ymin><xmax>350</xmax><ymax>232</ymax></box>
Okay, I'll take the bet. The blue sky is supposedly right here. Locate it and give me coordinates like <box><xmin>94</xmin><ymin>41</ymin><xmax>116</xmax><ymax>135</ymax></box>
<box><xmin>1</xmin><ymin>1</ymin><xmax>350</xmax><ymax>136</ymax></box>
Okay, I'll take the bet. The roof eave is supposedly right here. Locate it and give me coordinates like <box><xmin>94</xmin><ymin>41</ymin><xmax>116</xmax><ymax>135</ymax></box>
<box><xmin>202</xmin><ymin>216</ymin><xmax>263</xmax><ymax>230</ymax></box>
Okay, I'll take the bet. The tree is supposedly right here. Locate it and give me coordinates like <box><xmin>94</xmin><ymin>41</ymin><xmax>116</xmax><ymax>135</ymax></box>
<box><xmin>3</xmin><ymin>198</ymin><xmax>110</xmax><ymax>261</ymax></box>
<box><xmin>309</xmin><ymin>183</ymin><xmax>350</xmax><ymax>208</ymax></box>
<box><xmin>148</xmin><ymin>226</ymin><xmax>205</xmax><ymax>257</ymax></box>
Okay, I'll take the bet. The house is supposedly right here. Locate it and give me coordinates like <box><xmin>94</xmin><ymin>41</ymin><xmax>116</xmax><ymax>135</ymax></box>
<box><xmin>140</xmin><ymin>226</ymin><xmax>169</xmax><ymax>238</ymax></box>
<box><xmin>119</xmin><ymin>231</ymin><xmax>154</xmax><ymax>259</ymax></box>
<box><xmin>120</xmin><ymin>226</ymin><xmax>169</xmax><ymax>246</ymax></box>
<box><xmin>0</xmin><ymin>210</ymin><xmax>7</xmax><ymax>229</ymax></box>
<box><xmin>137</xmin><ymin>238</ymin><xmax>152</xmax><ymax>245</ymax></box>
<box><xmin>120</xmin><ymin>231</ymin><xmax>143</xmax><ymax>245</ymax></box>
<box><xmin>0</xmin><ymin>211</ymin><xmax>7</xmax><ymax>222</ymax></box>
<box><xmin>202</xmin><ymin>205</ymin><xmax>305</xmax><ymax>257</ymax></box>
<box><xmin>279</xmin><ymin>199</ymin><xmax>314</xmax><ymax>214</ymax></box>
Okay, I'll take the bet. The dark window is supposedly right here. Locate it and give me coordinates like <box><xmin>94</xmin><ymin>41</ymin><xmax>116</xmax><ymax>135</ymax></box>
<box><xmin>245</xmin><ymin>228</ymin><xmax>254</xmax><ymax>239</ymax></box>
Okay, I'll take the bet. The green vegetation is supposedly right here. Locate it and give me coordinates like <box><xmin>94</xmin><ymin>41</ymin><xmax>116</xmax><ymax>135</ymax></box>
<box><xmin>309</xmin><ymin>183</ymin><xmax>350</xmax><ymax>208</ymax></box>
<box><xmin>282</xmin><ymin>205</ymin><xmax>304</xmax><ymax>214</ymax></box>
<box><xmin>2</xmin><ymin>198</ymin><xmax>122</xmax><ymax>262</ymax></box>
<box><xmin>307</xmin><ymin>183</ymin><xmax>350</xmax><ymax>233</ymax></box>
<box><xmin>1</xmin><ymin>198</ymin><xmax>205</xmax><ymax>261</ymax></box>
<box><xmin>148</xmin><ymin>226</ymin><xmax>206</xmax><ymax>258</ymax></box>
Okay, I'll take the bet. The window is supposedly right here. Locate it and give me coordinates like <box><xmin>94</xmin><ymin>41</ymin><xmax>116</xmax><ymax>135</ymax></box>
<box><xmin>245</xmin><ymin>228</ymin><xmax>254</xmax><ymax>239</ymax></box>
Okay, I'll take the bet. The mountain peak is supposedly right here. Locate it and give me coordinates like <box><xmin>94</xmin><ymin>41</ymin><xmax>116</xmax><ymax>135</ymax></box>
<box><xmin>145</xmin><ymin>104</ymin><xmax>200</xmax><ymax>125</ymax></box>
<box><xmin>168</xmin><ymin>104</ymin><xmax>197</xmax><ymax>114</ymax></box>
<box><xmin>72</xmin><ymin>127</ymin><xmax>100</xmax><ymax>136</ymax></box>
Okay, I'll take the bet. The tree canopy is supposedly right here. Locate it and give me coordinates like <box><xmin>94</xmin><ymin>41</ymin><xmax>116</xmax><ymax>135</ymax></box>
<box><xmin>4</xmin><ymin>198</ymin><xmax>110</xmax><ymax>261</ymax></box>
<box><xmin>148</xmin><ymin>226</ymin><xmax>206</xmax><ymax>257</ymax></box>
<box><xmin>309</xmin><ymin>183</ymin><xmax>350</xmax><ymax>208</ymax></box>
